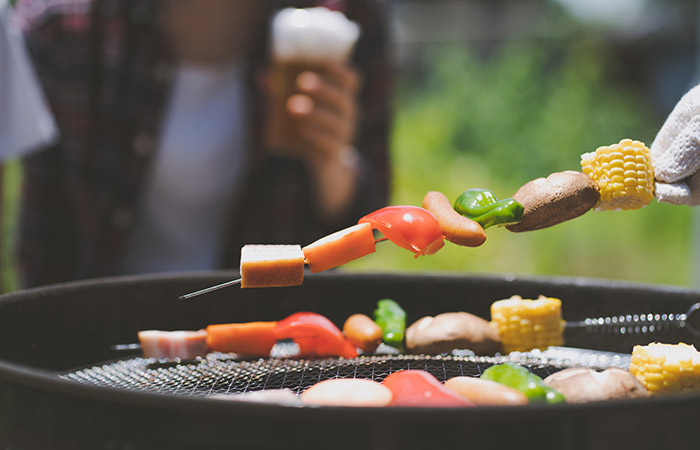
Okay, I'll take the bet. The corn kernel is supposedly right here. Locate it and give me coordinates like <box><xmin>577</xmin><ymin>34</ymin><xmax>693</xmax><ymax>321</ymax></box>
<box><xmin>580</xmin><ymin>139</ymin><xmax>655</xmax><ymax>211</ymax></box>
<box><xmin>629</xmin><ymin>343</ymin><xmax>700</xmax><ymax>395</ymax></box>
<box><xmin>490</xmin><ymin>295</ymin><xmax>565</xmax><ymax>353</ymax></box>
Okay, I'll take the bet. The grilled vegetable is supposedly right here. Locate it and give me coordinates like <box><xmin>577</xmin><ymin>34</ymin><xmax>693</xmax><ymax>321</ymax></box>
<box><xmin>444</xmin><ymin>376</ymin><xmax>529</xmax><ymax>406</ymax></box>
<box><xmin>422</xmin><ymin>191</ymin><xmax>486</xmax><ymax>247</ymax></box>
<box><xmin>481</xmin><ymin>363</ymin><xmax>565</xmax><ymax>404</ymax></box>
<box><xmin>359</xmin><ymin>206</ymin><xmax>445</xmax><ymax>257</ymax></box>
<box><xmin>543</xmin><ymin>367</ymin><xmax>648</xmax><ymax>403</ymax></box>
<box><xmin>206</xmin><ymin>321</ymin><xmax>278</xmax><ymax>356</ymax></box>
<box><xmin>302</xmin><ymin>223</ymin><xmax>376</xmax><ymax>273</ymax></box>
<box><xmin>138</xmin><ymin>330</ymin><xmax>208</xmax><ymax>360</ymax></box>
<box><xmin>343</xmin><ymin>314</ymin><xmax>383</xmax><ymax>354</ymax></box>
<box><xmin>239</xmin><ymin>244</ymin><xmax>305</xmax><ymax>288</ymax></box>
<box><xmin>301</xmin><ymin>378</ymin><xmax>393</xmax><ymax>407</ymax></box>
<box><xmin>580</xmin><ymin>138</ymin><xmax>655</xmax><ymax>211</ymax></box>
<box><xmin>506</xmin><ymin>171</ymin><xmax>599</xmax><ymax>232</ymax></box>
<box><xmin>273</xmin><ymin>312</ymin><xmax>358</xmax><ymax>359</ymax></box>
<box><xmin>405</xmin><ymin>311</ymin><xmax>501</xmax><ymax>355</ymax></box>
<box><xmin>490</xmin><ymin>295</ymin><xmax>565</xmax><ymax>353</ymax></box>
<box><xmin>373</xmin><ymin>299</ymin><xmax>407</xmax><ymax>351</ymax></box>
<box><xmin>629</xmin><ymin>342</ymin><xmax>700</xmax><ymax>395</ymax></box>
<box><xmin>453</xmin><ymin>188</ymin><xmax>524</xmax><ymax>229</ymax></box>
<box><xmin>382</xmin><ymin>370</ymin><xmax>473</xmax><ymax>407</ymax></box>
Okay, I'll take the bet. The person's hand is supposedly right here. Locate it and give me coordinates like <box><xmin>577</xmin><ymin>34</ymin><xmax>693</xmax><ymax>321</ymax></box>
<box><xmin>264</xmin><ymin>62</ymin><xmax>361</xmax><ymax>162</ymax></box>
<box><xmin>651</xmin><ymin>84</ymin><xmax>700</xmax><ymax>205</ymax></box>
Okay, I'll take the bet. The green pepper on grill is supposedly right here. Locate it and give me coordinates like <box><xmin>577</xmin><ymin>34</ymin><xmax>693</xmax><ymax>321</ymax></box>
<box><xmin>481</xmin><ymin>363</ymin><xmax>565</xmax><ymax>404</ymax></box>
<box><xmin>373</xmin><ymin>299</ymin><xmax>407</xmax><ymax>352</ymax></box>
<box><xmin>453</xmin><ymin>188</ymin><xmax>524</xmax><ymax>229</ymax></box>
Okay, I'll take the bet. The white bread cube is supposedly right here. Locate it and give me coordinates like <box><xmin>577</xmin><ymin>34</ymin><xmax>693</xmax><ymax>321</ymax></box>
<box><xmin>240</xmin><ymin>244</ymin><xmax>304</xmax><ymax>288</ymax></box>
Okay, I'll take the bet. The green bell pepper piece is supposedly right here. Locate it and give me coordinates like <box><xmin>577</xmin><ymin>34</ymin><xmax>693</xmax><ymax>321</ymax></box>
<box><xmin>480</xmin><ymin>363</ymin><xmax>565</xmax><ymax>404</ymax></box>
<box><xmin>373</xmin><ymin>299</ymin><xmax>406</xmax><ymax>351</ymax></box>
<box><xmin>453</xmin><ymin>189</ymin><xmax>524</xmax><ymax>229</ymax></box>
<box><xmin>544</xmin><ymin>386</ymin><xmax>566</xmax><ymax>403</ymax></box>
<box><xmin>453</xmin><ymin>188</ymin><xmax>501</xmax><ymax>217</ymax></box>
<box><xmin>475</xmin><ymin>198</ymin><xmax>524</xmax><ymax>229</ymax></box>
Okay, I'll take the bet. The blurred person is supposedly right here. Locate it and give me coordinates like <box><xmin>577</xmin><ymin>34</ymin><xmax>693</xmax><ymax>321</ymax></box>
<box><xmin>0</xmin><ymin>0</ymin><xmax>391</xmax><ymax>289</ymax></box>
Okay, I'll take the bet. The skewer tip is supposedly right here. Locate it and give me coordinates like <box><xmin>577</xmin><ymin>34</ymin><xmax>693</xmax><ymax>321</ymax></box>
<box><xmin>179</xmin><ymin>278</ymin><xmax>242</xmax><ymax>300</ymax></box>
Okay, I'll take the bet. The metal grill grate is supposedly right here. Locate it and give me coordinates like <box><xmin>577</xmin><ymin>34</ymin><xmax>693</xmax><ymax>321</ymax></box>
<box><xmin>58</xmin><ymin>348</ymin><xmax>630</xmax><ymax>398</ymax></box>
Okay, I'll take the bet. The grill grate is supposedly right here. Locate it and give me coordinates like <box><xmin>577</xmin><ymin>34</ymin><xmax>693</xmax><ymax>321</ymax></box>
<box><xmin>58</xmin><ymin>348</ymin><xmax>630</xmax><ymax>398</ymax></box>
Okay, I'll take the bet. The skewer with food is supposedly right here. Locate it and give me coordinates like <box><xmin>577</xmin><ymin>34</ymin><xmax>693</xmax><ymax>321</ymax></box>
<box><xmin>138</xmin><ymin>311</ymin><xmax>359</xmax><ymax>360</ymax></box>
<box><xmin>179</xmin><ymin>206</ymin><xmax>448</xmax><ymax>299</ymax></box>
<box><xmin>180</xmin><ymin>137</ymin><xmax>658</xmax><ymax>302</ymax></box>
<box><xmin>138</xmin><ymin>294</ymin><xmax>699</xmax><ymax>363</ymax></box>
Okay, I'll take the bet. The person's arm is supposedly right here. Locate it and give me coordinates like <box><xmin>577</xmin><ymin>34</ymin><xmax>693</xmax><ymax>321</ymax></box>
<box><xmin>340</xmin><ymin>0</ymin><xmax>392</xmax><ymax>218</ymax></box>
<box><xmin>285</xmin><ymin>62</ymin><xmax>363</xmax><ymax>221</ymax></box>
<box><xmin>261</xmin><ymin>0</ymin><xmax>391</xmax><ymax>226</ymax></box>
<box><xmin>309</xmin><ymin>0</ymin><xmax>392</xmax><ymax>223</ymax></box>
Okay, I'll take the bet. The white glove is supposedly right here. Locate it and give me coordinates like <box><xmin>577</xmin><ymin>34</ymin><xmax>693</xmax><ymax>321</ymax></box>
<box><xmin>651</xmin><ymin>84</ymin><xmax>700</xmax><ymax>205</ymax></box>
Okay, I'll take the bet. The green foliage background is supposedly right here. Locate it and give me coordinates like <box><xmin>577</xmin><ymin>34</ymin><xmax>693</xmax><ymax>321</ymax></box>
<box><xmin>0</xmin><ymin>160</ymin><xmax>20</xmax><ymax>293</ymax></box>
<box><xmin>345</xmin><ymin>37</ymin><xmax>696</xmax><ymax>287</ymax></box>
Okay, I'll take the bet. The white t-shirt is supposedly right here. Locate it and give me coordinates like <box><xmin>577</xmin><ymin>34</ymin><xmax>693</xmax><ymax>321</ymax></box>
<box><xmin>119</xmin><ymin>63</ymin><xmax>248</xmax><ymax>274</ymax></box>
<box><xmin>0</xmin><ymin>13</ymin><xmax>248</xmax><ymax>274</ymax></box>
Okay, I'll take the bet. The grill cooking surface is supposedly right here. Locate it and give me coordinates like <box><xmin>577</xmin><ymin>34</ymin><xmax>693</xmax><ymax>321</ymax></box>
<box><xmin>58</xmin><ymin>348</ymin><xmax>630</xmax><ymax>398</ymax></box>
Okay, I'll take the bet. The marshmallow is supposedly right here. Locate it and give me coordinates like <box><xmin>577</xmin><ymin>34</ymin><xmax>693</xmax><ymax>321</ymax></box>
<box><xmin>271</xmin><ymin>7</ymin><xmax>360</xmax><ymax>63</ymax></box>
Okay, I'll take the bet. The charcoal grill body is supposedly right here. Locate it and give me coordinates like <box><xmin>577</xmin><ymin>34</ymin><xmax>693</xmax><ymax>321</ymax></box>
<box><xmin>0</xmin><ymin>272</ymin><xmax>699</xmax><ymax>450</ymax></box>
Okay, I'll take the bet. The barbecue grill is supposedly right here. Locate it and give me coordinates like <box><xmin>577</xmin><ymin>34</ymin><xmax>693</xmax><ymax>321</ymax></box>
<box><xmin>1</xmin><ymin>271</ymin><xmax>699</xmax><ymax>450</ymax></box>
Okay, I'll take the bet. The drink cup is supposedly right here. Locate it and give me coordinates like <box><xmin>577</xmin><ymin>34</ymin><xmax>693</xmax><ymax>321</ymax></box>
<box><xmin>265</xmin><ymin>7</ymin><xmax>360</xmax><ymax>155</ymax></box>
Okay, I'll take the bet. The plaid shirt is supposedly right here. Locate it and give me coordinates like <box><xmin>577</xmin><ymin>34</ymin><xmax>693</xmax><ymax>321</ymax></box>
<box><xmin>8</xmin><ymin>0</ymin><xmax>391</xmax><ymax>288</ymax></box>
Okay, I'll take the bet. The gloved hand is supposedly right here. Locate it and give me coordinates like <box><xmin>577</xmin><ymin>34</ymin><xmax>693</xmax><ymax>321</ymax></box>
<box><xmin>651</xmin><ymin>84</ymin><xmax>700</xmax><ymax>205</ymax></box>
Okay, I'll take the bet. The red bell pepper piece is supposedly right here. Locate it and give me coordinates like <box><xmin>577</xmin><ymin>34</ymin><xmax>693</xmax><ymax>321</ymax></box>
<box><xmin>274</xmin><ymin>312</ymin><xmax>358</xmax><ymax>359</ymax></box>
<box><xmin>382</xmin><ymin>370</ymin><xmax>474</xmax><ymax>407</ymax></box>
<box><xmin>358</xmin><ymin>206</ymin><xmax>445</xmax><ymax>258</ymax></box>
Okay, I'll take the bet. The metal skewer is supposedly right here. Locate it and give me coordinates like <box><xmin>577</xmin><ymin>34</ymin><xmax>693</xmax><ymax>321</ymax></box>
<box><xmin>111</xmin><ymin>343</ymin><xmax>142</xmax><ymax>352</ymax></box>
<box><xmin>565</xmin><ymin>302</ymin><xmax>700</xmax><ymax>338</ymax></box>
<box><xmin>179</xmin><ymin>278</ymin><xmax>242</xmax><ymax>300</ymax></box>
<box><xmin>113</xmin><ymin>304</ymin><xmax>700</xmax><ymax>357</ymax></box>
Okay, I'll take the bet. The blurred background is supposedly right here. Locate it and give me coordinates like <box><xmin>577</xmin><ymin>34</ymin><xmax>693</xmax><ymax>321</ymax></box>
<box><xmin>2</xmin><ymin>0</ymin><xmax>699</xmax><ymax>291</ymax></box>
<box><xmin>344</xmin><ymin>0</ymin><xmax>700</xmax><ymax>286</ymax></box>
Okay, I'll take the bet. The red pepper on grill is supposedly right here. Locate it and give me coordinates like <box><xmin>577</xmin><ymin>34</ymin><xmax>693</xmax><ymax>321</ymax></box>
<box><xmin>359</xmin><ymin>206</ymin><xmax>445</xmax><ymax>257</ymax></box>
<box><xmin>274</xmin><ymin>312</ymin><xmax>358</xmax><ymax>359</ymax></box>
<box><xmin>382</xmin><ymin>370</ymin><xmax>474</xmax><ymax>407</ymax></box>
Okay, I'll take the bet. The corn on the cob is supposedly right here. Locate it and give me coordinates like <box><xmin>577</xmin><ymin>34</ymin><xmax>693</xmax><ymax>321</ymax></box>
<box><xmin>490</xmin><ymin>295</ymin><xmax>565</xmax><ymax>353</ymax></box>
<box><xmin>629</xmin><ymin>342</ymin><xmax>700</xmax><ymax>395</ymax></box>
<box><xmin>580</xmin><ymin>138</ymin><xmax>655</xmax><ymax>211</ymax></box>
